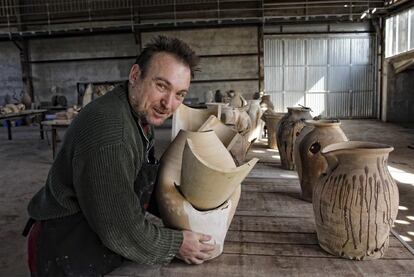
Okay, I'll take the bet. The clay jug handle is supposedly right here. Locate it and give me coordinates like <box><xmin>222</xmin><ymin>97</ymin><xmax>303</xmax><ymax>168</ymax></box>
<box><xmin>321</xmin><ymin>153</ymin><xmax>339</xmax><ymax>177</ymax></box>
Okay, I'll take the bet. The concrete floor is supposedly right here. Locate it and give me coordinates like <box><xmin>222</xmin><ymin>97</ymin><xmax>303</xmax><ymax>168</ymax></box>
<box><xmin>0</xmin><ymin>119</ymin><xmax>413</xmax><ymax>276</ymax></box>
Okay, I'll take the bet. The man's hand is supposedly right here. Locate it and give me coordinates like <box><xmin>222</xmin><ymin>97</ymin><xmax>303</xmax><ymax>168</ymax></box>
<box><xmin>176</xmin><ymin>230</ymin><xmax>216</xmax><ymax>265</ymax></box>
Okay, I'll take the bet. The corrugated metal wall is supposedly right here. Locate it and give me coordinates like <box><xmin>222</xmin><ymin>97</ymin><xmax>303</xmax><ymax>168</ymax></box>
<box><xmin>385</xmin><ymin>6</ymin><xmax>414</xmax><ymax>57</ymax></box>
<box><xmin>264</xmin><ymin>34</ymin><xmax>377</xmax><ymax>118</ymax></box>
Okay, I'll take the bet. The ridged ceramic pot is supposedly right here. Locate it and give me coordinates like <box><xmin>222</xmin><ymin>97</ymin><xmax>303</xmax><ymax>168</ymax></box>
<box><xmin>294</xmin><ymin>120</ymin><xmax>348</xmax><ymax>202</ymax></box>
<box><xmin>276</xmin><ymin>107</ymin><xmax>312</xmax><ymax>170</ymax></box>
<box><xmin>262</xmin><ymin>112</ymin><xmax>285</xmax><ymax>149</ymax></box>
<box><xmin>313</xmin><ymin>141</ymin><xmax>399</xmax><ymax>260</ymax></box>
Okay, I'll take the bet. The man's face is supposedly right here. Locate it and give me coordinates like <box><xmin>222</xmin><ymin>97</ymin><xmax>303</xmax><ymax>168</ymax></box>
<box><xmin>128</xmin><ymin>52</ymin><xmax>191</xmax><ymax>126</ymax></box>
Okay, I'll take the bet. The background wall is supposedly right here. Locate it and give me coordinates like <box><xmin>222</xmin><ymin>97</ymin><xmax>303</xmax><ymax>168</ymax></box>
<box><xmin>141</xmin><ymin>26</ymin><xmax>260</xmax><ymax>102</ymax></box>
<box><xmin>0</xmin><ymin>27</ymin><xmax>260</xmax><ymax>106</ymax></box>
<box><xmin>29</xmin><ymin>33</ymin><xmax>138</xmax><ymax>104</ymax></box>
<box><xmin>387</xmin><ymin>67</ymin><xmax>414</xmax><ymax>123</ymax></box>
<box><xmin>0</xmin><ymin>41</ymin><xmax>22</xmax><ymax>104</ymax></box>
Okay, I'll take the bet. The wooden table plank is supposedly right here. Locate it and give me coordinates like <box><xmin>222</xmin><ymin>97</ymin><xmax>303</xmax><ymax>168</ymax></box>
<box><xmin>229</xmin><ymin>215</ymin><xmax>317</xmax><ymax>233</ymax></box>
<box><xmin>237</xmin><ymin>191</ymin><xmax>314</xmax><ymax>218</ymax></box>
<box><xmin>223</xmin><ymin>241</ymin><xmax>414</xmax><ymax>260</ymax></box>
<box><xmin>109</xmin><ymin>255</ymin><xmax>414</xmax><ymax>277</ymax></box>
<box><xmin>225</xmin><ymin>230</ymin><xmax>405</xmax><ymax>248</ymax></box>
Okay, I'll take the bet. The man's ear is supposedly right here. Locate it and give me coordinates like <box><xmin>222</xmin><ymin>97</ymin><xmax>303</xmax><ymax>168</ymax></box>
<box><xmin>129</xmin><ymin>64</ymin><xmax>141</xmax><ymax>84</ymax></box>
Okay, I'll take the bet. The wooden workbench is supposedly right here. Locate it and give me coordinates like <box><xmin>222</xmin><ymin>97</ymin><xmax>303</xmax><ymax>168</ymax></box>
<box><xmin>41</xmin><ymin>119</ymin><xmax>72</xmax><ymax>158</ymax></box>
<box><xmin>107</xmin><ymin>142</ymin><xmax>414</xmax><ymax>276</ymax></box>
<box><xmin>0</xmin><ymin>109</ymin><xmax>46</xmax><ymax>140</ymax></box>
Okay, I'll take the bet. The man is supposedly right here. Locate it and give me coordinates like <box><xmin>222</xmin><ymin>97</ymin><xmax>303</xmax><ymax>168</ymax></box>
<box><xmin>24</xmin><ymin>36</ymin><xmax>215</xmax><ymax>276</ymax></box>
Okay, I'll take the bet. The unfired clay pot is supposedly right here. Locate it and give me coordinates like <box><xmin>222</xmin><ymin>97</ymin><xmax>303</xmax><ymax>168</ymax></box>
<box><xmin>259</xmin><ymin>95</ymin><xmax>274</xmax><ymax>111</ymax></box>
<box><xmin>21</xmin><ymin>92</ymin><xmax>32</xmax><ymax>108</ymax></box>
<box><xmin>293</xmin><ymin>120</ymin><xmax>348</xmax><ymax>202</ymax></box>
<box><xmin>313</xmin><ymin>141</ymin><xmax>399</xmax><ymax>260</ymax></box>
<box><xmin>246</xmin><ymin>99</ymin><xmax>262</xmax><ymax>142</ymax></box>
<box><xmin>261</xmin><ymin>111</ymin><xmax>285</xmax><ymax>149</ymax></box>
<box><xmin>5</xmin><ymin>103</ymin><xmax>19</xmax><ymax>114</ymax></box>
<box><xmin>180</xmin><ymin>137</ymin><xmax>258</xmax><ymax>210</ymax></box>
<box><xmin>171</xmin><ymin>104</ymin><xmax>218</xmax><ymax>140</ymax></box>
<box><xmin>276</xmin><ymin>107</ymin><xmax>312</xmax><ymax>170</ymax></box>
<box><xmin>156</xmin><ymin>130</ymin><xmax>257</xmax><ymax>259</ymax></box>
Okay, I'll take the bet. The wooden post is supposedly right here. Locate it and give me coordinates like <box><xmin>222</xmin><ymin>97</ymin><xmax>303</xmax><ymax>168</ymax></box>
<box><xmin>257</xmin><ymin>25</ymin><xmax>264</xmax><ymax>92</ymax></box>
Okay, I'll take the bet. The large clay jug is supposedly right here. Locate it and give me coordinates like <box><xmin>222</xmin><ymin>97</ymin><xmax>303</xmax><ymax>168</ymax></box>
<box><xmin>294</xmin><ymin>119</ymin><xmax>348</xmax><ymax>202</ymax></box>
<box><xmin>276</xmin><ymin>107</ymin><xmax>312</xmax><ymax>170</ymax></box>
<box><xmin>261</xmin><ymin>111</ymin><xmax>285</xmax><ymax>149</ymax></box>
<box><xmin>313</xmin><ymin>141</ymin><xmax>399</xmax><ymax>260</ymax></box>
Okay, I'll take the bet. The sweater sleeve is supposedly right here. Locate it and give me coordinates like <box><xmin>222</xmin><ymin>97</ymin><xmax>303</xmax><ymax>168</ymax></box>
<box><xmin>72</xmin><ymin>143</ymin><xmax>183</xmax><ymax>265</ymax></box>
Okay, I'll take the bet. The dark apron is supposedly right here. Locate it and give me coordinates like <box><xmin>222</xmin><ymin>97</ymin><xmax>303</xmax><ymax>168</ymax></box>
<box><xmin>23</xmin><ymin>147</ymin><xmax>160</xmax><ymax>277</ymax></box>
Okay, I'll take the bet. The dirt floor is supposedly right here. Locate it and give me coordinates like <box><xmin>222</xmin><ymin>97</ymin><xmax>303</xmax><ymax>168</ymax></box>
<box><xmin>0</xmin><ymin>119</ymin><xmax>413</xmax><ymax>276</ymax></box>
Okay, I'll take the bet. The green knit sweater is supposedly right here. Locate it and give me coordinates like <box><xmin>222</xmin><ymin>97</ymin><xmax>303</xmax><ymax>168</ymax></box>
<box><xmin>28</xmin><ymin>83</ymin><xmax>183</xmax><ymax>265</ymax></box>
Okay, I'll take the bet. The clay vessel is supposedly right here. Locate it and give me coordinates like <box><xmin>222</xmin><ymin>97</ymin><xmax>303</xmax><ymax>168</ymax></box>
<box><xmin>294</xmin><ymin>120</ymin><xmax>348</xmax><ymax>202</ymax></box>
<box><xmin>313</xmin><ymin>141</ymin><xmax>399</xmax><ymax>260</ymax></box>
<box><xmin>198</xmin><ymin>115</ymin><xmax>240</xmax><ymax>150</ymax></box>
<box><xmin>261</xmin><ymin>111</ymin><xmax>285</xmax><ymax>149</ymax></box>
<box><xmin>171</xmin><ymin>104</ymin><xmax>218</xmax><ymax>140</ymax></box>
<box><xmin>276</xmin><ymin>107</ymin><xmax>312</xmax><ymax>170</ymax></box>
<box><xmin>21</xmin><ymin>91</ymin><xmax>32</xmax><ymax>108</ymax></box>
<box><xmin>16</xmin><ymin>103</ymin><xmax>26</xmax><ymax>111</ymax></box>
<box><xmin>180</xmin><ymin>137</ymin><xmax>258</xmax><ymax>210</ymax></box>
<box><xmin>5</xmin><ymin>103</ymin><xmax>19</xmax><ymax>114</ymax></box>
<box><xmin>246</xmin><ymin>99</ymin><xmax>262</xmax><ymax>142</ymax></box>
<box><xmin>156</xmin><ymin>130</ymin><xmax>256</xmax><ymax>259</ymax></box>
<box><xmin>198</xmin><ymin>115</ymin><xmax>254</xmax><ymax>165</ymax></box>
<box><xmin>259</xmin><ymin>95</ymin><xmax>274</xmax><ymax>111</ymax></box>
<box><xmin>0</xmin><ymin>106</ymin><xmax>13</xmax><ymax>115</ymax></box>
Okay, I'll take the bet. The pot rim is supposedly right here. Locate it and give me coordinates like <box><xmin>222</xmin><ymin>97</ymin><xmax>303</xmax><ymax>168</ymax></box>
<box><xmin>322</xmin><ymin>141</ymin><xmax>394</xmax><ymax>155</ymax></box>
<box><xmin>287</xmin><ymin>106</ymin><xmax>311</xmax><ymax>112</ymax></box>
<box><xmin>305</xmin><ymin>119</ymin><xmax>341</xmax><ymax>127</ymax></box>
<box><xmin>264</xmin><ymin>112</ymin><xmax>286</xmax><ymax>118</ymax></box>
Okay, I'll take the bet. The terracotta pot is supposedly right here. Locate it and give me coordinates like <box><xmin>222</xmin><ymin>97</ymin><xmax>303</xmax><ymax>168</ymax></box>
<box><xmin>276</xmin><ymin>107</ymin><xmax>312</xmax><ymax>170</ymax></box>
<box><xmin>313</xmin><ymin>141</ymin><xmax>399</xmax><ymax>260</ymax></box>
<box><xmin>294</xmin><ymin>120</ymin><xmax>348</xmax><ymax>202</ymax></box>
<box><xmin>262</xmin><ymin>111</ymin><xmax>285</xmax><ymax>149</ymax></box>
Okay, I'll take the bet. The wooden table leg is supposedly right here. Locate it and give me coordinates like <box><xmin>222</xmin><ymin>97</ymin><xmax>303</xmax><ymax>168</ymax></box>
<box><xmin>40</xmin><ymin>123</ymin><xmax>44</xmax><ymax>140</ymax></box>
<box><xmin>6</xmin><ymin>120</ymin><xmax>12</xmax><ymax>140</ymax></box>
<box><xmin>39</xmin><ymin>113</ymin><xmax>45</xmax><ymax>140</ymax></box>
<box><xmin>52</xmin><ymin>127</ymin><xmax>57</xmax><ymax>158</ymax></box>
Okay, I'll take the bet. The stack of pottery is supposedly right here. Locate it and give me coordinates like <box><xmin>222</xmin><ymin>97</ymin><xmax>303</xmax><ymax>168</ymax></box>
<box><xmin>276</xmin><ymin>107</ymin><xmax>312</xmax><ymax>170</ymax></box>
<box><xmin>313</xmin><ymin>141</ymin><xmax>399</xmax><ymax>260</ymax></box>
<box><xmin>156</xmin><ymin>130</ymin><xmax>258</xmax><ymax>259</ymax></box>
<box><xmin>293</xmin><ymin>119</ymin><xmax>348</xmax><ymax>202</ymax></box>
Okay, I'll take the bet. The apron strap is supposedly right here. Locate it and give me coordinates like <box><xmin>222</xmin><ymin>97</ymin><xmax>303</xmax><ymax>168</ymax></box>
<box><xmin>22</xmin><ymin>218</ymin><xmax>36</xmax><ymax>237</ymax></box>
